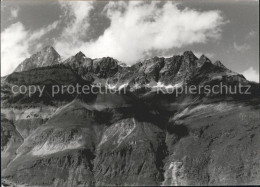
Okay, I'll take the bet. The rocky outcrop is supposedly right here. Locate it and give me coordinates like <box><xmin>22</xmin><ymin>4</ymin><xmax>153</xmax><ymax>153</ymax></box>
<box><xmin>64</xmin><ymin>52</ymin><xmax>119</xmax><ymax>80</ymax></box>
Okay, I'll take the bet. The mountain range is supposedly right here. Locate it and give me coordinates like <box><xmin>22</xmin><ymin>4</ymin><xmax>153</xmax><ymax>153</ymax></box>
<box><xmin>1</xmin><ymin>46</ymin><xmax>259</xmax><ymax>186</ymax></box>
<box><xmin>11</xmin><ymin>46</ymin><xmax>248</xmax><ymax>90</ymax></box>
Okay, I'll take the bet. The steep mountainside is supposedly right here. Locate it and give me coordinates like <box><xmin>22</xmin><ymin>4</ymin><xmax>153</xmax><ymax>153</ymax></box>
<box><xmin>14</xmin><ymin>46</ymin><xmax>61</xmax><ymax>72</ymax></box>
<box><xmin>1</xmin><ymin>46</ymin><xmax>259</xmax><ymax>186</ymax></box>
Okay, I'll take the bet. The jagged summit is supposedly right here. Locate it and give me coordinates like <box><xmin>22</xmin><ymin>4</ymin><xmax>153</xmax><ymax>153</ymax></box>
<box><xmin>13</xmin><ymin>46</ymin><xmax>230</xmax><ymax>78</ymax></box>
<box><xmin>183</xmin><ymin>50</ymin><xmax>197</xmax><ymax>57</ymax></box>
<box><xmin>183</xmin><ymin>51</ymin><xmax>198</xmax><ymax>62</ymax></box>
<box><xmin>214</xmin><ymin>60</ymin><xmax>227</xmax><ymax>69</ymax></box>
<box><xmin>42</xmin><ymin>45</ymin><xmax>57</xmax><ymax>53</ymax></box>
<box><xmin>14</xmin><ymin>45</ymin><xmax>61</xmax><ymax>72</ymax></box>
<box><xmin>63</xmin><ymin>52</ymin><xmax>120</xmax><ymax>80</ymax></box>
<box><xmin>75</xmin><ymin>51</ymin><xmax>86</xmax><ymax>58</ymax></box>
<box><xmin>12</xmin><ymin>46</ymin><xmax>241</xmax><ymax>89</ymax></box>
<box><xmin>64</xmin><ymin>51</ymin><xmax>89</xmax><ymax>62</ymax></box>
<box><xmin>197</xmin><ymin>54</ymin><xmax>212</xmax><ymax>68</ymax></box>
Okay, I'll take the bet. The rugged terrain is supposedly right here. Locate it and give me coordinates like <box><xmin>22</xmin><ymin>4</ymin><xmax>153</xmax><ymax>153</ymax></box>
<box><xmin>1</xmin><ymin>46</ymin><xmax>259</xmax><ymax>186</ymax></box>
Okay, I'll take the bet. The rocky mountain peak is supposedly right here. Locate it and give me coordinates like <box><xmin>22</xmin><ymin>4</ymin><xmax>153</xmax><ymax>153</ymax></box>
<box><xmin>75</xmin><ymin>51</ymin><xmax>86</xmax><ymax>59</ymax></box>
<box><xmin>10</xmin><ymin>48</ymin><xmax>242</xmax><ymax>92</ymax></box>
<box><xmin>197</xmin><ymin>54</ymin><xmax>212</xmax><ymax>68</ymax></box>
<box><xmin>14</xmin><ymin>46</ymin><xmax>61</xmax><ymax>72</ymax></box>
<box><xmin>92</xmin><ymin>57</ymin><xmax>119</xmax><ymax>78</ymax></box>
<box><xmin>199</xmin><ymin>54</ymin><xmax>210</xmax><ymax>60</ymax></box>
<box><xmin>214</xmin><ymin>60</ymin><xmax>227</xmax><ymax>69</ymax></box>
<box><xmin>64</xmin><ymin>51</ymin><xmax>90</xmax><ymax>63</ymax></box>
<box><xmin>183</xmin><ymin>51</ymin><xmax>198</xmax><ymax>61</ymax></box>
<box><xmin>42</xmin><ymin>45</ymin><xmax>58</xmax><ymax>54</ymax></box>
<box><xmin>93</xmin><ymin>57</ymin><xmax>119</xmax><ymax>67</ymax></box>
<box><xmin>37</xmin><ymin>45</ymin><xmax>60</xmax><ymax>62</ymax></box>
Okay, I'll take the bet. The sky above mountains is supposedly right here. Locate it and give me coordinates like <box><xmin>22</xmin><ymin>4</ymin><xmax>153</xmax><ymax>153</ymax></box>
<box><xmin>1</xmin><ymin>0</ymin><xmax>259</xmax><ymax>82</ymax></box>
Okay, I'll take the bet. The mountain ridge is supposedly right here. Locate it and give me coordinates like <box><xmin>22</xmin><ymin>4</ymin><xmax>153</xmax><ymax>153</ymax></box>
<box><xmin>1</xmin><ymin>46</ymin><xmax>260</xmax><ymax>186</ymax></box>
<box><xmin>7</xmin><ymin>46</ymin><xmax>251</xmax><ymax>95</ymax></box>
<box><xmin>14</xmin><ymin>46</ymin><xmax>61</xmax><ymax>73</ymax></box>
<box><xmin>12</xmin><ymin>46</ymin><xmax>230</xmax><ymax>78</ymax></box>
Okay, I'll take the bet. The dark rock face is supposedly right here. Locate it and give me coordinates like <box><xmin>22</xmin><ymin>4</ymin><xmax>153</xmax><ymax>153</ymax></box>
<box><xmin>14</xmin><ymin>46</ymin><xmax>61</xmax><ymax>72</ymax></box>
<box><xmin>63</xmin><ymin>52</ymin><xmax>93</xmax><ymax>81</ymax></box>
<box><xmin>64</xmin><ymin>53</ymin><xmax>119</xmax><ymax>80</ymax></box>
<box><xmin>1</xmin><ymin>47</ymin><xmax>260</xmax><ymax>186</ymax></box>
<box><xmin>180</xmin><ymin>51</ymin><xmax>198</xmax><ymax>75</ymax></box>
<box><xmin>197</xmin><ymin>55</ymin><xmax>212</xmax><ymax>68</ymax></box>
<box><xmin>163</xmin><ymin>103</ymin><xmax>260</xmax><ymax>185</ymax></box>
<box><xmin>7</xmin><ymin>64</ymin><xmax>81</xmax><ymax>86</ymax></box>
<box><xmin>94</xmin><ymin>118</ymin><xmax>166</xmax><ymax>186</ymax></box>
<box><xmin>93</xmin><ymin>57</ymin><xmax>119</xmax><ymax>77</ymax></box>
<box><xmin>138</xmin><ymin>57</ymin><xmax>165</xmax><ymax>82</ymax></box>
<box><xmin>159</xmin><ymin>55</ymin><xmax>183</xmax><ymax>84</ymax></box>
<box><xmin>3</xmin><ymin>64</ymin><xmax>92</xmax><ymax>107</ymax></box>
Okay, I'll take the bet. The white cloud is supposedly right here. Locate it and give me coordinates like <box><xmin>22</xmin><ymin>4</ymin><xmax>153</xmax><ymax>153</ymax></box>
<box><xmin>10</xmin><ymin>8</ymin><xmax>19</xmax><ymax>19</ymax></box>
<box><xmin>1</xmin><ymin>23</ymin><xmax>29</xmax><ymax>76</ymax></box>
<box><xmin>55</xmin><ymin>1</ymin><xmax>225</xmax><ymax>64</ymax></box>
<box><xmin>233</xmin><ymin>42</ymin><xmax>250</xmax><ymax>52</ymax></box>
<box><xmin>29</xmin><ymin>21</ymin><xmax>59</xmax><ymax>42</ymax></box>
<box><xmin>54</xmin><ymin>1</ymin><xmax>94</xmax><ymax>57</ymax></box>
<box><xmin>242</xmin><ymin>67</ymin><xmax>259</xmax><ymax>82</ymax></box>
<box><xmin>1</xmin><ymin>21</ymin><xmax>59</xmax><ymax>76</ymax></box>
<box><xmin>2</xmin><ymin>1</ymin><xmax>226</xmax><ymax>76</ymax></box>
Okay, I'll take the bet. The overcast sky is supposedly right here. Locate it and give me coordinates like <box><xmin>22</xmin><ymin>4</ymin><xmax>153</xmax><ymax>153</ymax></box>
<box><xmin>1</xmin><ymin>0</ymin><xmax>259</xmax><ymax>82</ymax></box>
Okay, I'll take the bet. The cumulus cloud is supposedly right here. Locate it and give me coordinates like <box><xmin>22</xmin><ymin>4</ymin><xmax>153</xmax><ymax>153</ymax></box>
<box><xmin>30</xmin><ymin>21</ymin><xmax>59</xmax><ymax>42</ymax></box>
<box><xmin>242</xmin><ymin>67</ymin><xmax>259</xmax><ymax>82</ymax></box>
<box><xmin>233</xmin><ymin>42</ymin><xmax>250</xmax><ymax>52</ymax></box>
<box><xmin>54</xmin><ymin>1</ymin><xmax>94</xmax><ymax>57</ymax></box>
<box><xmin>1</xmin><ymin>21</ymin><xmax>59</xmax><ymax>76</ymax></box>
<box><xmin>1</xmin><ymin>23</ymin><xmax>29</xmax><ymax>76</ymax></box>
<box><xmin>55</xmin><ymin>1</ymin><xmax>225</xmax><ymax>64</ymax></box>
<box><xmin>1</xmin><ymin>1</ymin><xmax>226</xmax><ymax>76</ymax></box>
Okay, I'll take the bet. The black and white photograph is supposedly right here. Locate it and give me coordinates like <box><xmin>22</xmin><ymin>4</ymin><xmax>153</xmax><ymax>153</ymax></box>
<box><xmin>1</xmin><ymin>0</ymin><xmax>259</xmax><ymax>186</ymax></box>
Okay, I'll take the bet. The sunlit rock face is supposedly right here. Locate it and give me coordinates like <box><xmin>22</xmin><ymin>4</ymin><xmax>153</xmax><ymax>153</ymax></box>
<box><xmin>14</xmin><ymin>46</ymin><xmax>61</xmax><ymax>72</ymax></box>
